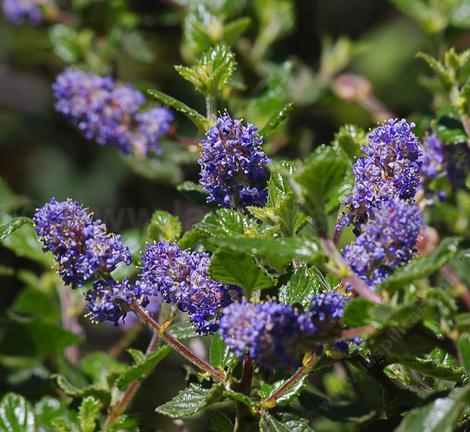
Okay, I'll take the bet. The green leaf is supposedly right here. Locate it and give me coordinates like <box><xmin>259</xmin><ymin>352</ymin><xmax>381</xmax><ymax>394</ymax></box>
<box><xmin>52</xmin><ymin>375</ymin><xmax>111</xmax><ymax>405</ymax></box>
<box><xmin>333</xmin><ymin>124</ymin><xmax>366</xmax><ymax>161</ymax></box>
<box><xmin>51</xmin><ymin>417</ymin><xmax>80</xmax><ymax>432</ymax></box>
<box><xmin>0</xmin><ymin>393</ymin><xmax>35</xmax><ymax>432</ymax></box>
<box><xmin>417</xmin><ymin>52</ymin><xmax>453</xmax><ymax>88</ymax></box>
<box><xmin>198</xmin><ymin>208</ymin><xmax>258</xmax><ymax>238</ymax></box>
<box><xmin>177</xmin><ymin>181</ymin><xmax>211</xmax><ymax>206</ymax></box>
<box><xmin>223</xmin><ymin>17</ymin><xmax>251</xmax><ymax>44</ymax></box>
<box><xmin>175</xmin><ymin>44</ymin><xmax>236</xmax><ymax>96</ymax></box>
<box><xmin>381</xmin><ymin>238</ymin><xmax>460</xmax><ymax>289</ymax></box>
<box><xmin>391</xmin><ymin>0</ymin><xmax>447</xmax><ymax>33</ymax></box>
<box><xmin>259</xmin><ymin>103</ymin><xmax>293</xmax><ymax>137</ymax></box>
<box><xmin>210</xmin><ymin>411</ymin><xmax>233</xmax><ymax>432</ymax></box>
<box><xmin>434</xmin><ymin>106</ymin><xmax>467</xmax><ymax>145</ymax></box>
<box><xmin>49</xmin><ymin>24</ymin><xmax>80</xmax><ymax>63</ymax></box>
<box><xmin>458</xmin><ymin>333</ymin><xmax>470</xmax><ymax>373</ymax></box>
<box><xmin>343</xmin><ymin>298</ymin><xmax>374</xmax><ymax>327</ymax></box>
<box><xmin>398</xmin><ymin>357</ymin><xmax>464</xmax><ymax>381</ymax></box>
<box><xmin>223</xmin><ymin>390</ymin><xmax>252</xmax><ymax>407</ymax></box>
<box><xmin>279</xmin><ymin>266</ymin><xmax>325</xmax><ymax>308</ymax></box>
<box><xmin>122</xmin><ymin>30</ymin><xmax>155</xmax><ymax>63</ymax></box>
<box><xmin>34</xmin><ymin>397</ymin><xmax>68</xmax><ymax>431</ymax></box>
<box><xmin>395</xmin><ymin>385</ymin><xmax>470</xmax><ymax>432</ymax></box>
<box><xmin>80</xmin><ymin>352</ymin><xmax>126</xmax><ymax>387</ymax></box>
<box><xmin>209</xmin><ymin>249</ymin><xmax>277</xmax><ymax>296</ymax></box>
<box><xmin>156</xmin><ymin>383</ymin><xmax>222</xmax><ymax>419</ymax></box>
<box><xmin>210</xmin><ymin>236</ymin><xmax>321</xmax><ymax>272</ymax></box>
<box><xmin>260</xmin><ymin>413</ymin><xmax>291</xmax><ymax>432</ymax></box>
<box><xmin>262</xmin><ymin>375</ymin><xmax>307</xmax><ymax>406</ymax></box>
<box><xmin>12</xmin><ymin>287</ymin><xmax>60</xmax><ymax>322</ymax></box>
<box><xmin>209</xmin><ymin>334</ymin><xmax>232</xmax><ymax>369</ymax></box>
<box><xmin>168</xmin><ymin>322</ymin><xmax>199</xmax><ymax>341</ymax></box>
<box><xmin>146</xmin><ymin>211</ymin><xmax>182</xmax><ymax>242</ymax></box>
<box><xmin>0</xmin><ymin>217</ymin><xmax>32</xmax><ymax>240</ymax></box>
<box><xmin>291</xmin><ymin>146</ymin><xmax>349</xmax><ymax>235</ymax></box>
<box><xmin>116</xmin><ymin>345</ymin><xmax>171</xmax><ymax>390</ymax></box>
<box><xmin>0</xmin><ymin>179</ymin><xmax>28</xmax><ymax>215</ymax></box>
<box><xmin>78</xmin><ymin>397</ymin><xmax>101</xmax><ymax>432</ymax></box>
<box><xmin>147</xmin><ymin>89</ymin><xmax>210</xmax><ymax>131</ymax></box>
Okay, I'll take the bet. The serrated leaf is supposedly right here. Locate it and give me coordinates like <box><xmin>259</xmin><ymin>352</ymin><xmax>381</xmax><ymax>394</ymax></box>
<box><xmin>398</xmin><ymin>357</ymin><xmax>464</xmax><ymax>381</ymax></box>
<box><xmin>210</xmin><ymin>236</ymin><xmax>321</xmax><ymax>272</ymax></box>
<box><xmin>156</xmin><ymin>384</ymin><xmax>222</xmax><ymax>419</ymax></box>
<box><xmin>0</xmin><ymin>217</ymin><xmax>32</xmax><ymax>240</ymax></box>
<box><xmin>0</xmin><ymin>393</ymin><xmax>35</xmax><ymax>432</ymax></box>
<box><xmin>259</xmin><ymin>103</ymin><xmax>293</xmax><ymax>137</ymax></box>
<box><xmin>168</xmin><ymin>322</ymin><xmax>199</xmax><ymax>341</ymax></box>
<box><xmin>147</xmin><ymin>89</ymin><xmax>210</xmax><ymax>131</ymax></box>
<box><xmin>260</xmin><ymin>413</ymin><xmax>291</xmax><ymax>432</ymax></box>
<box><xmin>343</xmin><ymin>298</ymin><xmax>374</xmax><ymax>327</ymax></box>
<box><xmin>291</xmin><ymin>146</ymin><xmax>349</xmax><ymax>235</ymax></box>
<box><xmin>210</xmin><ymin>334</ymin><xmax>231</xmax><ymax>369</ymax></box>
<box><xmin>279</xmin><ymin>266</ymin><xmax>324</xmax><ymax>308</ymax></box>
<box><xmin>52</xmin><ymin>375</ymin><xmax>111</xmax><ymax>404</ymax></box>
<box><xmin>458</xmin><ymin>333</ymin><xmax>470</xmax><ymax>373</ymax></box>
<box><xmin>176</xmin><ymin>44</ymin><xmax>236</xmax><ymax>96</ymax></box>
<box><xmin>49</xmin><ymin>24</ymin><xmax>80</xmax><ymax>63</ymax></box>
<box><xmin>198</xmin><ymin>208</ymin><xmax>257</xmax><ymax>238</ymax></box>
<box><xmin>333</xmin><ymin>124</ymin><xmax>366</xmax><ymax>161</ymax></box>
<box><xmin>263</xmin><ymin>375</ymin><xmax>307</xmax><ymax>406</ymax></box>
<box><xmin>209</xmin><ymin>249</ymin><xmax>277</xmax><ymax>296</ymax></box>
<box><xmin>381</xmin><ymin>238</ymin><xmax>460</xmax><ymax>289</ymax></box>
<box><xmin>395</xmin><ymin>385</ymin><xmax>470</xmax><ymax>432</ymax></box>
<box><xmin>116</xmin><ymin>345</ymin><xmax>171</xmax><ymax>390</ymax></box>
<box><xmin>146</xmin><ymin>211</ymin><xmax>182</xmax><ymax>242</ymax></box>
<box><xmin>210</xmin><ymin>411</ymin><xmax>233</xmax><ymax>432</ymax></box>
<box><xmin>417</xmin><ymin>52</ymin><xmax>453</xmax><ymax>88</ymax></box>
<box><xmin>223</xmin><ymin>390</ymin><xmax>252</xmax><ymax>407</ymax></box>
<box><xmin>78</xmin><ymin>397</ymin><xmax>101</xmax><ymax>432</ymax></box>
<box><xmin>434</xmin><ymin>106</ymin><xmax>467</xmax><ymax>145</ymax></box>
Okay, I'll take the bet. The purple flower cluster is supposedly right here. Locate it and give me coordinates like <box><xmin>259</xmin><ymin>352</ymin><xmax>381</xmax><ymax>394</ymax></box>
<box><xmin>2</xmin><ymin>0</ymin><xmax>49</xmax><ymax>24</ymax></box>
<box><xmin>339</xmin><ymin>119</ymin><xmax>421</xmax><ymax>230</ymax></box>
<box><xmin>34</xmin><ymin>198</ymin><xmax>131</xmax><ymax>286</ymax></box>
<box><xmin>138</xmin><ymin>242</ymin><xmax>240</xmax><ymax>335</ymax></box>
<box><xmin>53</xmin><ymin>68</ymin><xmax>173</xmax><ymax>155</ymax></box>
<box><xmin>343</xmin><ymin>199</ymin><xmax>423</xmax><ymax>286</ymax></box>
<box><xmin>310</xmin><ymin>291</ymin><xmax>347</xmax><ymax>323</ymax></box>
<box><xmin>198</xmin><ymin>113</ymin><xmax>269</xmax><ymax>207</ymax></box>
<box><xmin>421</xmin><ymin>131</ymin><xmax>446</xmax><ymax>180</ymax></box>
<box><xmin>219</xmin><ymin>299</ymin><xmax>315</xmax><ymax>369</ymax></box>
<box><xmin>340</xmin><ymin>119</ymin><xmax>424</xmax><ymax>287</ymax></box>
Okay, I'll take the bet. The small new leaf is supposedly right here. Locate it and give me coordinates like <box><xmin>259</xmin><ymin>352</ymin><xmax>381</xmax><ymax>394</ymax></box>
<box><xmin>0</xmin><ymin>393</ymin><xmax>35</xmax><ymax>432</ymax></box>
<box><xmin>146</xmin><ymin>211</ymin><xmax>182</xmax><ymax>242</ymax></box>
<box><xmin>78</xmin><ymin>397</ymin><xmax>101</xmax><ymax>432</ymax></box>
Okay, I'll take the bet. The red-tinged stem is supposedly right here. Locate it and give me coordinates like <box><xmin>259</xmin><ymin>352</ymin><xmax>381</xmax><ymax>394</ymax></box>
<box><xmin>338</xmin><ymin>325</ymin><xmax>375</xmax><ymax>340</ymax></box>
<box><xmin>234</xmin><ymin>356</ymin><xmax>255</xmax><ymax>432</ymax></box>
<box><xmin>320</xmin><ymin>239</ymin><xmax>382</xmax><ymax>304</ymax></box>
<box><xmin>130</xmin><ymin>302</ymin><xmax>225</xmax><ymax>382</ymax></box>
<box><xmin>261</xmin><ymin>354</ymin><xmax>317</xmax><ymax>409</ymax></box>
<box><xmin>104</xmin><ymin>333</ymin><xmax>160</xmax><ymax>428</ymax></box>
<box><xmin>440</xmin><ymin>265</ymin><xmax>470</xmax><ymax>309</ymax></box>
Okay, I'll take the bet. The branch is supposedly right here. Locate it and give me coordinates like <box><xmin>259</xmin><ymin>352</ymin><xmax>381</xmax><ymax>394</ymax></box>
<box><xmin>104</xmin><ymin>332</ymin><xmax>160</xmax><ymax>428</ymax></box>
<box><xmin>261</xmin><ymin>354</ymin><xmax>317</xmax><ymax>409</ymax></box>
<box><xmin>130</xmin><ymin>301</ymin><xmax>225</xmax><ymax>382</ymax></box>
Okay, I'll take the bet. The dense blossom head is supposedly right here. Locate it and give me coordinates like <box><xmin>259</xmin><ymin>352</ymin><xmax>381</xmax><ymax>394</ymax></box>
<box><xmin>2</xmin><ymin>0</ymin><xmax>49</xmax><ymax>24</ymax></box>
<box><xmin>139</xmin><ymin>242</ymin><xmax>240</xmax><ymax>335</ymax></box>
<box><xmin>53</xmin><ymin>68</ymin><xmax>173</xmax><ymax>155</ymax></box>
<box><xmin>85</xmin><ymin>278</ymin><xmax>140</xmax><ymax>326</ymax></box>
<box><xmin>198</xmin><ymin>113</ymin><xmax>269</xmax><ymax>207</ymax></box>
<box><xmin>421</xmin><ymin>131</ymin><xmax>446</xmax><ymax>180</ymax></box>
<box><xmin>309</xmin><ymin>291</ymin><xmax>348</xmax><ymax>324</ymax></box>
<box><xmin>33</xmin><ymin>198</ymin><xmax>131</xmax><ymax>286</ymax></box>
<box><xmin>343</xmin><ymin>199</ymin><xmax>423</xmax><ymax>287</ymax></box>
<box><xmin>219</xmin><ymin>299</ymin><xmax>315</xmax><ymax>369</ymax></box>
<box><xmin>339</xmin><ymin>119</ymin><xmax>421</xmax><ymax>230</ymax></box>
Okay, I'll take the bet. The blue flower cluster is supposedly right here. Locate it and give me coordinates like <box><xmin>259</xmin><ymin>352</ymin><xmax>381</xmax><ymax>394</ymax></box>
<box><xmin>198</xmin><ymin>113</ymin><xmax>269</xmax><ymax>207</ymax></box>
<box><xmin>340</xmin><ymin>119</ymin><xmax>423</xmax><ymax>287</ymax></box>
<box><xmin>421</xmin><ymin>131</ymin><xmax>446</xmax><ymax>180</ymax></box>
<box><xmin>219</xmin><ymin>299</ymin><xmax>315</xmax><ymax>369</ymax></box>
<box><xmin>2</xmin><ymin>0</ymin><xmax>50</xmax><ymax>24</ymax></box>
<box><xmin>138</xmin><ymin>242</ymin><xmax>240</xmax><ymax>335</ymax></box>
<box><xmin>219</xmin><ymin>292</ymin><xmax>353</xmax><ymax>368</ymax></box>
<box><xmin>34</xmin><ymin>198</ymin><xmax>131</xmax><ymax>286</ymax></box>
<box><xmin>339</xmin><ymin>119</ymin><xmax>421</xmax><ymax>231</ymax></box>
<box><xmin>53</xmin><ymin>68</ymin><xmax>173</xmax><ymax>155</ymax></box>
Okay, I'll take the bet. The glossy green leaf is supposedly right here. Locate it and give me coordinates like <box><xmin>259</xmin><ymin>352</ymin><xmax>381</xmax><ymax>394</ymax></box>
<box><xmin>210</xmin><ymin>411</ymin><xmax>233</xmax><ymax>432</ymax></box>
<box><xmin>146</xmin><ymin>211</ymin><xmax>182</xmax><ymax>242</ymax></box>
<box><xmin>333</xmin><ymin>124</ymin><xmax>366</xmax><ymax>161</ymax></box>
<box><xmin>209</xmin><ymin>249</ymin><xmax>277</xmax><ymax>295</ymax></box>
<box><xmin>260</xmin><ymin>413</ymin><xmax>291</xmax><ymax>432</ymax></box>
<box><xmin>209</xmin><ymin>334</ymin><xmax>232</xmax><ymax>369</ymax></box>
<box><xmin>0</xmin><ymin>393</ymin><xmax>35</xmax><ymax>432</ymax></box>
<box><xmin>156</xmin><ymin>383</ymin><xmax>222</xmax><ymax>419</ymax></box>
<box><xmin>198</xmin><ymin>208</ymin><xmax>258</xmax><ymax>238</ymax></box>
<box><xmin>458</xmin><ymin>333</ymin><xmax>470</xmax><ymax>373</ymax></box>
<box><xmin>177</xmin><ymin>181</ymin><xmax>211</xmax><ymax>206</ymax></box>
<box><xmin>49</xmin><ymin>24</ymin><xmax>80</xmax><ymax>63</ymax></box>
<box><xmin>262</xmin><ymin>375</ymin><xmax>307</xmax><ymax>406</ymax></box>
<box><xmin>259</xmin><ymin>103</ymin><xmax>293</xmax><ymax>137</ymax></box>
<box><xmin>168</xmin><ymin>322</ymin><xmax>199</xmax><ymax>341</ymax></box>
<box><xmin>52</xmin><ymin>375</ymin><xmax>111</xmax><ymax>404</ymax></box>
<box><xmin>395</xmin><ymin>385</ymin><xmax>470</xmax><ymax>432</ymax></box>
<box><xmin>0</xmin><ymin>217</ymin><xmax>32</xmax><ymax>240</ymax></box>
<box><xmin>147</xmin><ymin>89</ymin><xmax>210</xmax><ymax>131</ymax></box>
<box><xmin>279</xmin><ymin>265</ymin><xmax>325</xmax><ymax>308</ymax></box>
<box><xmin>116</xmin><ymin>345</ymin><xmax>171</xmax><ymax>390</ymax></box>
<box><xmin>398</xmin><ymin>357</ymin><xmax>464</xmax><ymax>381</ymax></box>
<box><xmin>78</xmin><ymin>397</ymin><xmax>101</xmax><ymax>432</ymax></box>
